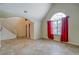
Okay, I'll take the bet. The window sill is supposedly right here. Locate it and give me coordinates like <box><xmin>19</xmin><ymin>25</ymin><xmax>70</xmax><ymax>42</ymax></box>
<box><xmin>54</xmin><ymin>34</ymin><xmax>61</xmax><ymax>36</ymax></box>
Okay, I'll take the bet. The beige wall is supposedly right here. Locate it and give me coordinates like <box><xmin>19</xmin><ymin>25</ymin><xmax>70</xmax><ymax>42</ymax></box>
<box><xmin>41</xmin><ymin>4</ymin><xmax>79</xmax><ymax>45</ymax></box>
<box><xmin>0</xmin><ymin>17</ymin><xmax>26</xmax><ymax>37</ymax></box>
<box><xmin>0</xmin><ymin>17</ymin><xmax>34</xmax><ymax>39</ymax></box>
<box><xmin>15</xmin><ymin>18</ymin><xmax>26</xmax><ymax>37</ymax></box>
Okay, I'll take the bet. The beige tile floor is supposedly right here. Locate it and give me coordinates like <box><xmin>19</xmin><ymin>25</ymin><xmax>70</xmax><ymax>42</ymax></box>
<box><xmin>0</xmin><ymin>38</ymin><xmax>79</xmax><ymax>55</ymax></box>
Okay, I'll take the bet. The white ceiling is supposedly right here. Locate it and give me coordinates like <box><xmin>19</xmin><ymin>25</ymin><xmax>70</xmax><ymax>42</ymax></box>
<box><xmin>0</xmin><ymin>3</ymin><xmax>52</xmax><ymax>21</ymax></box>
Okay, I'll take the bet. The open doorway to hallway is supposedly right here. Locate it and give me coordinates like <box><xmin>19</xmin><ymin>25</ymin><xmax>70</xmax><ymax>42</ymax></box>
<box><xmin>0</xmin><ymin>17</ymin><xmax>34</xmax><ymax>40</ymax></box>
<box><xmin>25</xmin><ymin>19</ymin><xmax>34</xmax><ymax>39</ymax></box>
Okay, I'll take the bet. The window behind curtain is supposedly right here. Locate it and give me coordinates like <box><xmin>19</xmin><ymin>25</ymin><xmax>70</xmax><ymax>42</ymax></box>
<box><xmin>52</xmin><ymin>20</ymin><xmax>61</xmax><ymax>35</ymax></box>
<box><xmin>51</xmin><ymin>12</ymin><xmax>66</xmax><ymax>35</ymax></box>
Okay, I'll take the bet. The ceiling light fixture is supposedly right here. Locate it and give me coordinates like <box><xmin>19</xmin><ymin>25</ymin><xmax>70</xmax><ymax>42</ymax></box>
<box><xmin>24</xmin><ymin>11</ymin><xmax>27</xmax><ymax>13</ymax></box>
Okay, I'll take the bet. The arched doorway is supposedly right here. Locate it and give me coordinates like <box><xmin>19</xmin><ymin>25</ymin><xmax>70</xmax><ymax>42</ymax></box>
<box><xmin>25</xmin><ymin>19</ymin><xmax>34</xmax><ymax>39</ymax></box>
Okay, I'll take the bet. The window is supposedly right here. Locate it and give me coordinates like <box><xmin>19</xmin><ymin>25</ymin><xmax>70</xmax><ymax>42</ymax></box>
<box><xmin>52</xmin><ymin>20</ymin><xmax>61</xmax><ymax>35</ymax></box>
<box><xmin>51</xmin><ymin>12</ymin><xmax>66</xmax><ymax>35</ymax></box>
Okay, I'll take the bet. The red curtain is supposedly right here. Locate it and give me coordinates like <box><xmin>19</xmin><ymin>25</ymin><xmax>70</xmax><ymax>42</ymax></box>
<box><xmin>47</xmin><ymin>21</ymin><xmax>54</xmax><ymax>39</ymax></box>
<box><xmin>60</xmin><ymin>16</ymin><xmax>68</xmax><ymax>42</ymax></box>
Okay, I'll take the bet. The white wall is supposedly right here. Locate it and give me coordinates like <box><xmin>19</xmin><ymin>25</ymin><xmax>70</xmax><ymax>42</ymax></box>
<box><xmin>0</xmin><ymin>3</ymin><xmax>51</xmax><ymax>21</ymax></box>
<box><xmin>0</xmin><ymin>3</ymin><xmax>51</xmax><ymax>39</ymax></box>
<box><xmin>42</xmin><ymin>4</ymin><xmax>79</xmax><ymax>45</ymax></box>
<box><xmin>1</xmin><ymin>26</ymin><xmax>16</xmax><ymax>40</ymax></box>
<box><xmin>34</xmin><ymin>20</ymin><xmax>41</xmax><ymax>39</ymax></box>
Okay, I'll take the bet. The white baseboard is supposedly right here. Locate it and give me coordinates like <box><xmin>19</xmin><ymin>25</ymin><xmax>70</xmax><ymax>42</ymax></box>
<box><xmin>68</xmin><ymin>42</ymin><xmax>79</xmax><ymax>46</ymax></box>
<box><xmin>41</xmin><ymin>37</ymin><xmax>79</xmax><ymax>46</ymax></box>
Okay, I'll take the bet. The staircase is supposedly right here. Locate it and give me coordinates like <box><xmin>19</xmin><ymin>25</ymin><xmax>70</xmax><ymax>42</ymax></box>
<box><xmin>0</xmin><ymin>25</ymin><xmax>16</xmax><ymax>40</ymax></box>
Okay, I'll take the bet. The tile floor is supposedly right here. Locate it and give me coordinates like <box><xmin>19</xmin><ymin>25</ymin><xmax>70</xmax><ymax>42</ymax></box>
<box><xmin>0</xmin><ymin>38</ymin><xmax>79</xmax><ymax>55</ymax></box>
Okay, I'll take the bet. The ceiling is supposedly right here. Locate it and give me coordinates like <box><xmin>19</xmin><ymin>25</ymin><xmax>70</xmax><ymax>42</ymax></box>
<box><xmin>0</xmin><ymin>3</ymin><xmax>52</xmax><ymax>21</ymax></box>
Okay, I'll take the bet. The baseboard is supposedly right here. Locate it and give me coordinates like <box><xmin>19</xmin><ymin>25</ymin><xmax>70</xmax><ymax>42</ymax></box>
<box><xmin>68</xmin><ymin>42</ymin><xmax>79</xmax><ymax>46</ymax></box>
<box><xmin>17</xmin><ymin>36</ymin><xmax>26</xmax><ymax>38</ymax></box>
<box><xmin>41</xmin><ymin>37</ymin><xmax>79</xmax><ymax>46</ymax></box>
<box><xmin>1</xmin><ymin>38</ymin><xmax>17</xmax><ymax>41</ymax></box>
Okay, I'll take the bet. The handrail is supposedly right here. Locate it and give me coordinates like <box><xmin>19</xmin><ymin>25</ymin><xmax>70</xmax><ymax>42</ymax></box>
<box><xmin>1</xmin><ymin>25</ymin><xmax>17</xmax><ymax>36</ymax></box>
<box><xmin>0</xmin><ymin>25</ymin><xmax>2</xmax><ymax>31</ymax></box>
<box><xmin>1</xmin><ymin>25</ymin><xmax>16</xmax><ymax>40</ymax></box>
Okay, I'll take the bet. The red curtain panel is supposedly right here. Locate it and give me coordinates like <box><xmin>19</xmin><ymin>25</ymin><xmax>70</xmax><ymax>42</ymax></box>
<box><xmin>47</xmin><ymin>21</ymin><xmax>54</xmax><ymax>39</ymax></box>
<box><xmin>60</xmin><ymin>16</ymin><xmax>68</xmax><ymax>42</ymax></box>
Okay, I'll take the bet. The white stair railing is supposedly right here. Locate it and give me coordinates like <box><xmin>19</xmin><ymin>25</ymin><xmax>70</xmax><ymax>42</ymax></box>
<box><xmin>1</xmin><ymin>25</ymin><xmax>16</xmax><ymax>40</ymax></box>
<box><xmin>0</xmin><ymin>25</ymin><xmax>1</xmax><ymax>48</ymax></box>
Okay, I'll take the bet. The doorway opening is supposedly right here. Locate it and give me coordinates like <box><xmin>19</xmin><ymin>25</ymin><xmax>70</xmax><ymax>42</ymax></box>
<box><xmin>25</xmin><ymin>19</ymin><xmax>34</xmax><ymax>39</ymax></box>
